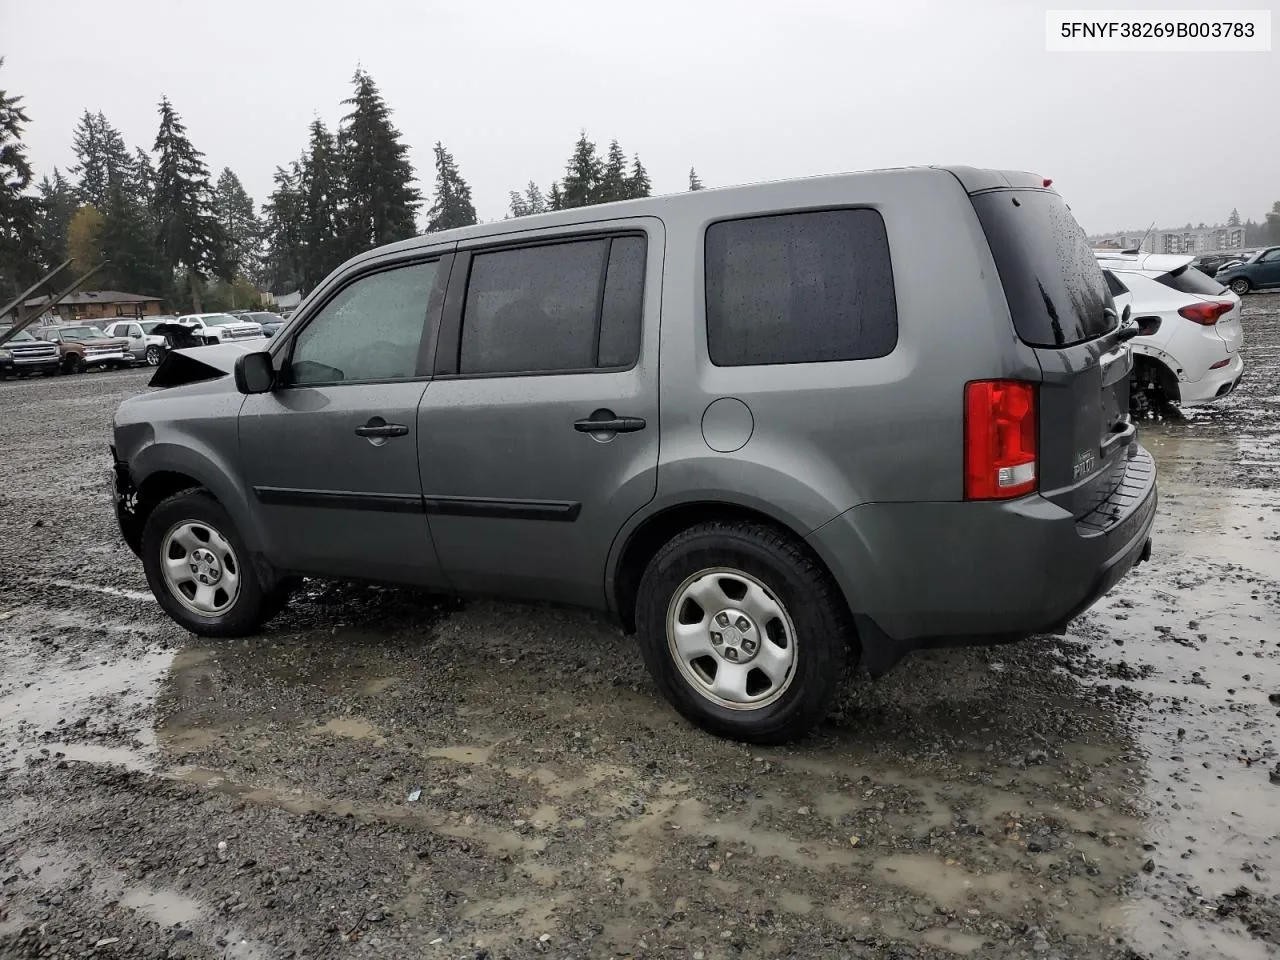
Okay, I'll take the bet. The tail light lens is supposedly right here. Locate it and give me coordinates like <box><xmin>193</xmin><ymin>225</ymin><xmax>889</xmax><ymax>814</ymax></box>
<box><xmin>1178</xmin><ymin>301</ymin><xmax>1234</xmax><ymax>325</ymax></box>
<box><xmin>965</xmin><ymin>380</ymin><xmax>1038</xmax><ymax>500</ymax></box>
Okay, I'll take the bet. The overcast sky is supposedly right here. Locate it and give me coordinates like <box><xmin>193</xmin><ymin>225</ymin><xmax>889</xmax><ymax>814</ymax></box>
<box><xmin>2</xmin><ymin>0</ymin><xmax>1275</xmax><ymax>233</ymax></box>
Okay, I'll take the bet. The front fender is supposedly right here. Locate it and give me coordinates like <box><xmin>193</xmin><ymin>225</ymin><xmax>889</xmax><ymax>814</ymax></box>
<box><xmin>125</xmin><ymin>439</ymin><xmax>264</xmax><ymax>554</ymax></box>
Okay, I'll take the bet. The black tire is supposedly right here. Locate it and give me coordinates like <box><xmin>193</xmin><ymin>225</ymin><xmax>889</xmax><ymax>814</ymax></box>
<box><xmin>64</xmin><ymin>354</ymin><xmax>85</xmax><ymax>374</ymax></box>
<box><xmin>1229</xmin><ymin>278</ymin><xmax>1250</xmax><ymax>296</ymax></box>
<box><xmin>141</xmin><ymin>489</ymin><xmax>288</xmax><ymax>637</ymax></box>
<box><xmin>634</xmin><ymin>521</ymin><xmax>851</xmax><ymax>745</ymax></box>
<box><xmin>145</xmin><ymin>345</ymin><xmax>162</xmax><ymax>366</ymax></box>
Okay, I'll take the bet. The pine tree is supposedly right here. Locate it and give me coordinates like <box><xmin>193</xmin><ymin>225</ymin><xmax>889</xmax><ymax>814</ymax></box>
<box><xmin>548</xmin><ymin>182</ymin><xmax>564</xmax><ymax>211</ymax></box>
<box><xmin>36</xmin><ymin>168</ymin><xmax>77</xmax><ymax>268</ymax></box>
<box><xmin>213</xmin><ymin>167</ymin><xmax>261</xmax><ymax>280</ymax></box>
<box><xmin>298</xmin><ymin>120</ymin><xmax>344</xmax><ymax>290</ymax></box>
<box><xmin>1228</xmin><ymin>208</ymin><xmax>1241</xmax><ymax>227</ymax></box>
<box><xmin>688</xmin><ymin>167</ymin><xmax>704</xmax><ymax>191</ymax></box>
<box><xmin>507</xmin><ymin>191</ymin><xmax>529</xmax><ymax>218</ymax></box>
<box><xmin>338</xmin><ymin>69</ymin><xmax>420</xmax><ymax>257</ymax></box>
<box><xmin>598</xmin><ymin>140</ymin><xmax>628</xmax><ymax>203</ymax></box>
<box><xmin>261</xmin><ymin>162</ymin><xmax>304</xmax><ymax>293</ymax></box>
<box><xmin>1268</xmin><ymin>201</ymin><xmax>1280</xmax><ymax>245</ymax></box>
<box><xmin>560</xmin><ymin>132</ymin><xmax>603</xmax><ymax>209</ymax></box>
<box><xmin>130</xmin><ymin>147</ymin><xmax>155</xmax><ymax>208</ymax></box>
<box><xmin>99</xmin><ymin>181</ymin><xmax>167</xmax><ymax>295</ymax></box>
<box><xmin>627</xmin><ymin>156</ymin><xmax>651</xmax><ymax>200</ymax></box>
<box><xmin>152</xmin><ymin>96</ymin><xmax>226</xmax><ymax>311</ymax></box>
<box><xmin>425</xmin><ymin>141</ymin><xmax>477</xmax><ymax>232</ymax></box>
<box><xmin>524</xmin><ymin>181</ymin><xmax>546</xmax><ymax>215</ymax></box>
<box><xmin>0</xmin><ymin>58</ymin><xmax>42</xmax><ymax>301</ymax></box>
<box><xmin>69</xmin><ymin>110</ymin><xmax>133</xmax><ymax>209</ymax></box>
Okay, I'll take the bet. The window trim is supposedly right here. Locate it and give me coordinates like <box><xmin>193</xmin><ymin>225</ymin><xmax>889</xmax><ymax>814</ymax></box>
<box><xmin>701</xmin><ymin>205</ymin><xmax>900</xmax><ymax>369</ymax></box>
<box><xmin>272</xmin><ymin>253</ymin><xmax>454</xmax><ymax>390</ymax></box>
<box><xmin>434</xmin><ymin>229</ymin><xmax>648</xmax><ymax>380</ymax></box>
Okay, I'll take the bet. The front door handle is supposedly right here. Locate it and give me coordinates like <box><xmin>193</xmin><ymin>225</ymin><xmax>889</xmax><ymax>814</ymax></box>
<box><xmin>355</xmin><ymin>417</ymin><xmax>409</xmax><ymax>439</ymax></box>
<box><xmin>574</xmin><ymin>414</ymin><xmax>647</xmax><ymax>434</ymax></box>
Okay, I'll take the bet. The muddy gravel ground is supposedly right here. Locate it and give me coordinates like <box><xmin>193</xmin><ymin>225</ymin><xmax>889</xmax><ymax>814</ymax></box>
<box><xmin>2</xmin><ymin>299</ymin><xmax>1279</xmax><ymax>960</ymax></box>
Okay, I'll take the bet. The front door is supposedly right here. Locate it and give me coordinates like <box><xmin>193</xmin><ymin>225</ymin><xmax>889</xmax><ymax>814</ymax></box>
<box><xmin>1257</xmin><ymin>247</ymin><xmax>1280</xmax><ymax>288</ymax></box>
<box><xmin>417</xmin><ymin>222</ymin><xmax>662</xmax><ymax>608</ymax></box>
<box><xmin>238</xmin><ymin>253</ymin><xmax>453</xmax><ymax>586</ymax></box>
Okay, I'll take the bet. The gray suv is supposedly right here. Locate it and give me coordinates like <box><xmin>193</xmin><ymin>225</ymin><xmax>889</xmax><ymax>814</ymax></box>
<box><xmin>111</xmin><ymin>166</ymin><xmax>1157</xmax><ymax>744</ymax></box>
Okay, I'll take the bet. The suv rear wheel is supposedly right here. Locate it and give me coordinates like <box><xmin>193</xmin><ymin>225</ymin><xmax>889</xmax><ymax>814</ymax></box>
<box><xmin>635</xmin><ymin>521</ymin><xmax>849</xmax><ymax>744</ymax></box>
<box><xmin>141</xmin><ymin>490</ymin><xmax>291</xmax><ymax>637</ymax></box>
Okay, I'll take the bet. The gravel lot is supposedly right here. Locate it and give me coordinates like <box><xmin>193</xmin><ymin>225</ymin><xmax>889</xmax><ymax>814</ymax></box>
<box><xmin>2</xmin><ymin>297</ymin><xmax>1278</xmax><ymax>960</ymax></box>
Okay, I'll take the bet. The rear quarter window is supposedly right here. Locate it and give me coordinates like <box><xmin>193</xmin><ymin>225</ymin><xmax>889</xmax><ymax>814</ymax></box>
<box><xmin>704</xmin><ymin>209</ymin><xmax>898</xmax><ymax>366</ymax></box>
<box><xmin>1158</xmin><ymin>265</ymin><xmax>1227</xmax><ymax>296</ymax></box>
<box><xmin>971</xmin><ymin>190</ymin><xmax>1115</xmax><ymax>348</ymax></box>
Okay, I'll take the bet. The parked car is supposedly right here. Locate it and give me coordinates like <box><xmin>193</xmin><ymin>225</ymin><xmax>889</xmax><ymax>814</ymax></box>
<box><xmin>234</xmin><ymin>310</ymin><xmax>287</xmax><ymax>338</ymax></box>
<box><xmin>1216</xmin><ymin>246</ymin><xmax>1280</xmax><ymax>295</ymax></box>
<box><xmin>1191</xmin><ymin>253</ymin><xmax>1247</xmax><ymax>278</ymax></box>
<box><xmin>111</xmin><ymin>166</ymin><xmax>1157</xmax><ymax>744</ymax></box>
<box><xmin>35</xmin><ymin>324</ymin><xmax>131</xmax><ymax>373</ymax></box>
<box><xmin>0</xmin><ymin>326</ymin><xmax>62</xmax><ymax>378</ymax></box>
<box><xmin>173</xmin><ymin>313</ymin><xmax>266</xmax><ymax>344</ymax></box>
<box><xmin>103</xmin><ymin>319</ymin><xmax>167</xmax><ymax>366</ymax></box>
<box><xmin>1096</xmin><ymin>251</ymin><xmax>1244</xmax><ymax>417</ymax></box>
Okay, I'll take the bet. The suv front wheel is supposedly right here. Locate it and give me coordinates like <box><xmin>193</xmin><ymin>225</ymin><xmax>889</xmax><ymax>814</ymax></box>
<box><xmin>141</xmin><ymin>490</ymin><xmax>291</xmax><ymax>637</ymax></box>
<box><xmin>1229</xmin><ymin>278</ymin><xmax>1251</xmax><ymax>295</ymax></box>
<box><xmin>634</xmin><ymin>521</ymin><xmax>850</xmax><ymax>744</ymax></box>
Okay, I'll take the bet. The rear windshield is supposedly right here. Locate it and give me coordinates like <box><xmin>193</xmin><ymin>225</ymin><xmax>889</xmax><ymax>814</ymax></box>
<box><xmin>1159</xmin><ymin>265</ymin><xmax>1227</xmax><ymax>296</ymax></box>
<box><xmin>971</xmin><ymin>189</ymin><xmax>1115</xmax><ymax>348</ymax></box>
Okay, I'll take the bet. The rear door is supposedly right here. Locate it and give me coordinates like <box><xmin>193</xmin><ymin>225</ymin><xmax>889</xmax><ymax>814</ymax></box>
<box><xmin>416</xmin><ymin>220</ymin><xmax>663</xmax><ymax>609</ymax></box>
<box><xmin>970</xmin><ymin>188</ymin><xmax>1131</xmax><ymax>518</ymax></box>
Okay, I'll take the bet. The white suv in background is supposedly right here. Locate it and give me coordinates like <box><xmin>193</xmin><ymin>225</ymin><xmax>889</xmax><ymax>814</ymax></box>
<box><xmin>1095</xmin><ymin>251</ymin><xmax>1244</xmax><ymax>417</ymax></box>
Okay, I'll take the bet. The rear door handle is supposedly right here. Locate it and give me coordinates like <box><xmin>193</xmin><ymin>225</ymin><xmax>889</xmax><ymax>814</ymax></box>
<box><xmin>574</xmin><ymin>416</ymin><xmax>646</xmax><ymax>434</ymax></box>
<box><xmin>355</xmin><ymin>418</ymin><xmax>409</xmax><ymax>439</ymax></box>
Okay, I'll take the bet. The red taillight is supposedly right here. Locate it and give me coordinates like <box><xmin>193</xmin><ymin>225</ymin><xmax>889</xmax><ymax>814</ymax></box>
<box><xmin>1177</xmin><ymin>301</ymin><xmax>1234</xmax><ymax>325</ymax></box>
<box><xmin>965</xmin><ymin>380</ymin><xmax>1038</xmax><ymax>500</ymax></box>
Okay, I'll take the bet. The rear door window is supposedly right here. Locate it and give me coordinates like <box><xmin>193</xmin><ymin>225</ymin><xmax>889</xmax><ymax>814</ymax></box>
<box><xmin>704</xmin><ymin>209</ymin><xmax>898</xmax><ymax>366</ymax></box>
<box><xmin>1157</xmin><ymin>265</ymin><xmax>1227</xmax><ymax>296</ymax></box>
<box><xmin>458</xmin><ymin>235</ymin><xmax>646</xmax><ymax>375</ymax></box>
<box><xmin>971</xmin><ymin>189</ymin><xmax>1115</xmax><ymax>348</ymax></box>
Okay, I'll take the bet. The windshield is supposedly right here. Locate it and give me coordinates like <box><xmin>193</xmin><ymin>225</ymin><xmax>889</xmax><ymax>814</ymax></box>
<box><xmin>59</xmin><ymin>327</ymin><xmax>106</xmax><ymax>341</ymax></box>
<box><xmin>201</xmin><ymin>314</ymin><xmax>240</xmax><ymax>327</ymax></box>
<box><xmin>0</xmin><ymin>327</ymin><xmax>36</xmax><ymax>341</ymax></box>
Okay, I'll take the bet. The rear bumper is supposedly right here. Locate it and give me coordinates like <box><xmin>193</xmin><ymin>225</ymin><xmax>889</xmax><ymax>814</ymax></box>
<box><xmin>806</xmin><ymin>443</ymin><xmax>1158</xmax><ymax>674</ymax></box>
<box><xmin>1179</xmin><ymin>352</ymin><xmax>1244</xmax><ymax>406</ymax></box>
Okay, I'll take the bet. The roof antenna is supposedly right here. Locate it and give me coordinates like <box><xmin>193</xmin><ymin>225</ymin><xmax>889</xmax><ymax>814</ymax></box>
<box><xmin>1132</xmin><ymin>220</ymin><xmax>1156</xmax><ymax>255</ymax></box>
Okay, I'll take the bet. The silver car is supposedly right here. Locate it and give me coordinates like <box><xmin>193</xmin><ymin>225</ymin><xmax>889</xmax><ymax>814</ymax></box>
<box><xmin>111</xmin><ymin>166</ymin><xmax>1157</xmax><ymax>743</ymax></box>
<box><xmin>103</xmin><ymin>318</ymin><xmax>173</xmax><ymax>366</ymax></box>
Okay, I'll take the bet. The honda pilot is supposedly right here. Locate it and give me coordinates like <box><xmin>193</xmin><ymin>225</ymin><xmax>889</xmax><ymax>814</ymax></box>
<box><xmin>111</xmin><ymin>166</ymin><xmax>1157</xmax><ymax>744</ymax></box>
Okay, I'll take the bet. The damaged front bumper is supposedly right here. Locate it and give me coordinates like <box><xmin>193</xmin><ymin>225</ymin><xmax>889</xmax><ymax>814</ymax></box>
<box><xmin>110</xmin><ymin>444</ymin><xmax>143</xmax><ymax>556</ymax></box>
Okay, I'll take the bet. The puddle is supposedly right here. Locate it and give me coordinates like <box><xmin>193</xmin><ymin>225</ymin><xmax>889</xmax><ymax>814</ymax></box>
<box><xmin>313</xmin><ymin>716</ymin><xmax>384</xmax><ymax>741</ymax></box>
<box><xmin>0</xmin><ymin>604</ymin><xmax>173</xmax><ymax>771</ymax></box>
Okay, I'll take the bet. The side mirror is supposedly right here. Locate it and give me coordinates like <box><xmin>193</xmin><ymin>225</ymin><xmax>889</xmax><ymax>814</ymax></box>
<box><xmin>234</xmin><ymin>351</ymin><xmax>275</xmax><ymax>394</ymax></box>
